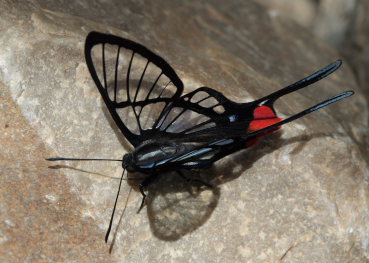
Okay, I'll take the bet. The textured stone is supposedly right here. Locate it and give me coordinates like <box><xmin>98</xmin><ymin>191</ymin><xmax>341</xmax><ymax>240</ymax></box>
<box><xmin>341</xmin><ymin>0</ymin><xmax>369</xmax><ymax>99</ymax></box>
<box><xmin>0</xmin><ymin>87</ymin><xmax>111</xmax><ymax>262</ymax></box>
<box><xmin>256</xmin><ymin>0</ymin><xmax>358</xmax><ymax>48</ymax></box>
<box><xmin>312</xmin><ymin>0</ymin><xmax>357</xmax><ymax>47</ymax></box>
<box><xmin>257</xmin><ymin>0</ymin><xmax>317</xmax><ymax>28</ymax></box>
<box><xmin>0</xmin><ymin>0</ymin><xmax>368</xmax><ymax>262</ymax></box>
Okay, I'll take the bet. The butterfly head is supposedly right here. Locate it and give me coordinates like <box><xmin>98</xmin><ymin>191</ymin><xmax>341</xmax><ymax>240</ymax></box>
<box><xmin>122</xmin><ymin>153</ymin><xmax>135</xmax><ymax>172</ymax></box>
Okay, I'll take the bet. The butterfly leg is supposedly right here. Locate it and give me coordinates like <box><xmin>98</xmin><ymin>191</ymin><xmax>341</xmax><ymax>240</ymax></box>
<box><xmin>176</xmin><ymin>170</ymin><xmax>212</xmax><ymax>188</ymax></box>
<box><xmin>137</xmin><ymin>174</ymin><xmax>156</xmax><ymax>213</ymax></box>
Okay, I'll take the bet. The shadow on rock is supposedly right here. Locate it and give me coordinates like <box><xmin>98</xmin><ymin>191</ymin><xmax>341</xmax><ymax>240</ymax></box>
<box><xmin>146</xmin><ymin>173</ymin><xmax>219</xmax><ymax>241</ymax></box>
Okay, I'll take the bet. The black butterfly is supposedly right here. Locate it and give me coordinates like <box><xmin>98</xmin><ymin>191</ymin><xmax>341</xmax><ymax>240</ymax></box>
<box><xmin>48</xmin><ymin>32</ymin><xmax>353</xmax><ymax>242</ymax></box>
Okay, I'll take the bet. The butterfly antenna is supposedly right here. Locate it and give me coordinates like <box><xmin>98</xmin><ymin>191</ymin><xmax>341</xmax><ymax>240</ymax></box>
<box><xmin>105</xmin><ymin>168</ymin><xmax>126</xmax><ymax>243</ymax></box>
<box><xmin>244</xmin><ymin>90</ymin><xmax>354</xmax><ymax>139</ymax></box>
<box><xmin>254</xmin><ymin>60</ymin><xmax>342</xmax><ymax>106</ymax></box>
<box><xmin>46</xmin><ymin>157</ymin><xmax>122</xmax><ymax>162</ymax></box>
<box><xmin>109</xmin><ymin>187</ymin><xmax>132</xmax><ymax>254</ymax></box>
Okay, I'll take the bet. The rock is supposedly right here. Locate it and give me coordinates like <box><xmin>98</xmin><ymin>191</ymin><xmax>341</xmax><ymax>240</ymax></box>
<box><xmin>0</xmin><ymin>0</ymin><xmax>368</xmax><ymax>262</ymax></box>
<box><xmin>256</xmin><ymin>0</ymin><xmax>317</xmax><ymax>28</ymax></box>
<box><xmin>312</xmin><ymin>0</ymin><xmax>357</xmax><ymax>47</ymax></box>
<box><xmin>255</xmin><ymin>0</ymin><xmax>358</xmax><ymax>48</ymax></box>
<box><xmin>341</xmin><ymin>0</ymin><xmax>369</xmax><ymax>98</ymax></box>
<box><xmin>340</xmin><ymin>0</ymin><xmax>369</xmax><ymax>164</ymax></box>
<box><xmin>0</xmin><ymin>85</ymin><xmax>111</xmax><ymax>262</ymax></box>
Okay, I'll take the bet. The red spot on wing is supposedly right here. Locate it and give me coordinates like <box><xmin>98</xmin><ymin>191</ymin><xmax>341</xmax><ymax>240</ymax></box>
<box><xmin>253</xmin><ymin>105</ymin><xmax>276</xmax><ymax>119</ymax></box>
<box><xmin>248</xmin><ymin>118</ymin><xmax>282</xmax><ymax>132</ymax></box>
<box><xmin>246</xmin><ymin>105</ymin><xmax>282</xmax><ymax>147</ymax></box>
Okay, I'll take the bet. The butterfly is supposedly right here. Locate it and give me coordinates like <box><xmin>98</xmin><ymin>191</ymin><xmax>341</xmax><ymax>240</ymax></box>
<box><xmin>48</xmin><ymin>31</ymin><xmax>354</xmax><ymax>242</ymax></box>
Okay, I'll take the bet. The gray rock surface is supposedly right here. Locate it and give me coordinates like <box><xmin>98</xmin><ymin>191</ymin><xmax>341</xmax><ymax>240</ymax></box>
<box><xmin>342</xmin><ymin>0</ymin><xmax>369</xmax><ymax>103</ymax></box>
<box><xmin>257</xmin><ymin>0</ymin><xmax>317</xmax><ymax>28</ymax></box>
<box><xmin>0</xmin><ymin>0</ymin><xmax>368</xmax><ymax>262</ymax></box>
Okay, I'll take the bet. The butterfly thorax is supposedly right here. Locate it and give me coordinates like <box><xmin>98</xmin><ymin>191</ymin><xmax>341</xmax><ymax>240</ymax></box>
<box><xmin>122</xmin><ymin>139</ymin><xmax>193</xmax><ymax>173</ymax></box>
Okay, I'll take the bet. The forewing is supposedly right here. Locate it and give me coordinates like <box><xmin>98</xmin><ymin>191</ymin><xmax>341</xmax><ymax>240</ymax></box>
<box><xmin>85</xmin><ymin>32</ymin><xmax>184</xmax><ymax>146</ymax></box>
